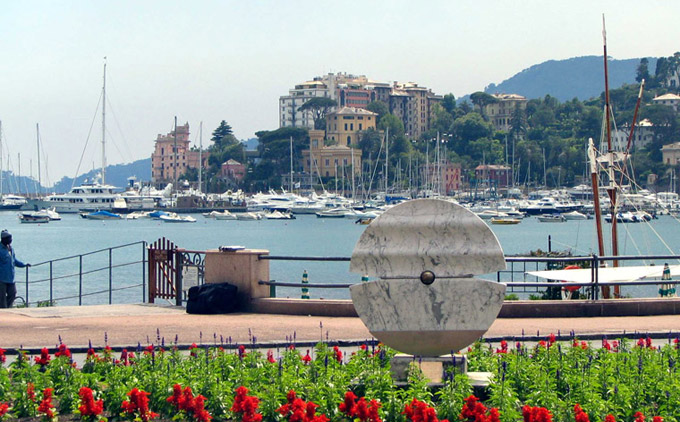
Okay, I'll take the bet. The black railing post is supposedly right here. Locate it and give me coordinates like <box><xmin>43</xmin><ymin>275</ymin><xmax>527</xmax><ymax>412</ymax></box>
<box><xmin>25</xmin><ymin>266</ymin><xmax>29</xmax><ymax>305</ymax></box>
<box><xmin>109</xmin><ymin>248</ymin><xmax>113</xmax><ymax>304</ymax></box>
<box><xmin>592</xmin><ymin>254</ymin><xmax>599</xmax><ymax>300</ymax></box>
<box><xmin>49</xmin><ymin>261</ymin><xmax>53</xmax><ymax>304</ymax></box>
<box><xmin>142</xmin><ymin>241</ymin><xmax>147</xmax><ymax>302</ymax></box>
<box><xmin>175</xmin><ymin>251</ymin><xmax>183</xmax><ymax>306</ymax></box>
<box><xmin>79</xmin><ymin>255</ymin><xmax>83</xmax><ymax>306</ymax></box>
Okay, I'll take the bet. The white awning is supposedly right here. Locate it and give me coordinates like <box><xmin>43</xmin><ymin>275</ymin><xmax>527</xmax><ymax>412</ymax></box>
<box><xmin>526</xmin><ymin>265</ymin><xmax>680</xmax><ymax>284</ymax></box>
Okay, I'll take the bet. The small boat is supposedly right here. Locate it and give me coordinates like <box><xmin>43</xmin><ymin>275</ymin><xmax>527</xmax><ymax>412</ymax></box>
<box><xmin>355</xmin><ymin>217</ymin><xmax>374</xmax><ymax>225</ymax></box>
<box><xmin>264</xmin><ymin>210</ymin><xmax>295</xmax><ymax>220</ymax></box>
<box><xmin>159</xmin><ymin>213</ymin><xmax>196</xmax><ymax>223</ymax></box>
<box><xmin>126</xmin><ymin>211</ymin><xmax>151</xmax><ymax>219</ymax></box>
<box><xmin>537</xmin><ymin>214</ymin><xmax>566</xmax><ymax>222</ymax></box>
<box><xmin>148</xmin><ymin>210</ymin><xmax>170</xmax><ymax>219</ymax></box>
<box><xmin>18</xmin><ymin>211</ymin><xmax>50</xmax><ymax>224</ymax></box>
<box><xmin>80</xmin><ymin>210</ymin><xmax>122</xmax><ymax>220</ymax></box>
<box><xmin>562</xmin><ymin>211</ymin><xmax>588</xmax><ymax>221</ymax></box>
<box><xmin>315</xmin><ymin>207</ymin><xmax>349</xmax><ymax>218</ymax></box>
<box><xmin>213</xmin><ymin>210</ymin><xmax>238</xmax><ymax>220</ymax></box>
<box><xmin>44</xmin><ymin>208</ymin><xmax>61</xmax><ymax>221</ymax></box>
<box><xmin>475</xmin><ymin>210</ymin><xmax>509</xmax><ymax>220</ymax></box>
<box><xmin>235</xmin><ymin>212</ymin><xmax>263</xmax><ymax>220</ymax></box>
<box><xmin>490</xmin><ymin>217</ymin><xmax>521</xmax><ymax>225</ymax></box>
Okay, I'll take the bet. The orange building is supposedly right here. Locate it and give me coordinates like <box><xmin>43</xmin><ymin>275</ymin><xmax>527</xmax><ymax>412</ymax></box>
<box><xmin>151</xmin><ymin>123</ymin><xmax>206</xmax><ymax>187</ymax></box>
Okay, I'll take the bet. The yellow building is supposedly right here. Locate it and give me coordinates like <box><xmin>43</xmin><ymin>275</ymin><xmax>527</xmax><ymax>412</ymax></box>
<box><xmin>326</xmin><ymin>107</ymin><xmax>378</xmax><ymax>146</ymax></box>
<box><xmin>484</xmin><ymin>93</ymin><xmax>528</xmax><ymax>131</ymax></box>
<box><xmin>301</xmin><ymin>130</ymin><xmax>362</xmax><ymax>178</ymax></box>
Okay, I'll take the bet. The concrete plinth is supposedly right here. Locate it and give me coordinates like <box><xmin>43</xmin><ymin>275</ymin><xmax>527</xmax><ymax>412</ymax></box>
<box><xmin>391</xmin><ymin>354</ymin><xmax>467</xmax><ymax>383</ymax></box>
<box><xmin>204</xmin><ymin>249</ymin><xmax>269</xmax><ymax>309</ymax></box>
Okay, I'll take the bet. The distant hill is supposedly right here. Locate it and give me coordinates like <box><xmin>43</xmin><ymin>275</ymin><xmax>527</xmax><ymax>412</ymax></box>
<box><xmin>50</xmin><ymin>158</ymin><xmax>151</xmax><ymax>193</ymax></box>
<box><xmin>483</xmin><ymin>56</ymin><xmax>657</xmax><ymax>101</ymax></box>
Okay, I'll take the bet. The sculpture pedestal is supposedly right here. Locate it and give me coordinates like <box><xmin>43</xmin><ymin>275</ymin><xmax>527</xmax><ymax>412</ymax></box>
<box><xmin>390</xmin><ymin>354</ymin><xmax>467</xmax><ymax>383</ymax></box>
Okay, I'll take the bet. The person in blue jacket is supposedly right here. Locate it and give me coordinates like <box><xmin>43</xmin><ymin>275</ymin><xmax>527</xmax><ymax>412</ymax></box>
<box><xmin>0</xmin><ymin>230</ymin><xmax>30</xmax><ymax>308</ymax></box>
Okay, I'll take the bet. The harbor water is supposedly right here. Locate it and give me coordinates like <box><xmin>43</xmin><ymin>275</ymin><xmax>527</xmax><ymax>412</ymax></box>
<box><xmin>4</xmin><ymin>211</ymin><xmax>680</xmax><ymax>305</ymax></box>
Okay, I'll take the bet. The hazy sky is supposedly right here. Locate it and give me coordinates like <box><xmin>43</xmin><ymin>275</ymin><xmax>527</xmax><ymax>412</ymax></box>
<box><xmin>2</xmin><ymin>0</ymin><xmax>679</xmax><ymax>186</ymax></box>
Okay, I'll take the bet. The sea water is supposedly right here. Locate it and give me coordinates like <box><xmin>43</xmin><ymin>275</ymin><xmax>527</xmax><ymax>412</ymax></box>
<box><xmin>3</xmin><ymin>211</ymin><xmax>680</xmax><ymax>305</ymax></box>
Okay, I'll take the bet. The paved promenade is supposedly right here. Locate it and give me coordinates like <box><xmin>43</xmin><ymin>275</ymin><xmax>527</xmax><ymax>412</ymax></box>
<box><xmin>1</xmin><ymin>304</ymin><xmax>679</xmax><ymax>350</ymax></box>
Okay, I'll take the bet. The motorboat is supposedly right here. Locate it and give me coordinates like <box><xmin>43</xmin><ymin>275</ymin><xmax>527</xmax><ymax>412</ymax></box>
<box><xmin>537</xmin><ymin>214</ymin><xmax>566</xmax><ymax>222</ymax></box>
<box><xmin>126</xmin><ymin>211</ymin><xmax>151</xmax><ymax>219</ymax></box>
<box><xmin>475</xmin><ymin>210</ymin><xmax>509</xmax><ymax>220</ymax></box>
<box><xmin>562</xmin><ymin>211</ymin><xmax>588</xmax><ymax>221</ymax></box>
<box><xmin>148</xmin><ymin>210</ymin><xmax>171</xmax><ymax>219</ymax></box>
<box><xmin>213</xmin><ymin>210</ymin><xmax>238</xmax><ymax>220</ymax></box>
<box><xmin>159</xmin><ymin>213</ymin><xmax>196</xmax><ymax>223</ymax></box>
<box><xmin>264</xmin><ymin>210</ymin><xmax>295</xmax><ymax>219</ymax></box>
<box><xmin>235</xmin><ymin>212</ymin><xmax>263</xmax><ymax>220</ymax></box>
<box><xmin>490</xmin><ymin>217</ymin><xmax>522</xmax><ymax>225</ymax></box>
<box><xmin>80</xmin><ymin>210</ymin><xmax>122</xmax><ymax>220</ymax></box>
<box><xmin>18</xmin><ymin>211</ymin><xmax>50</xmax><ymax>224</ymax></box>
<box><xmin>0</xmin><ymin>194</ymin><xmax>28</xmax><ymax>210</ymax></box>
<box><xmin>315</xmin><ymin>207</ymin><xmax>350</xmax><ymax>218</ymax></box>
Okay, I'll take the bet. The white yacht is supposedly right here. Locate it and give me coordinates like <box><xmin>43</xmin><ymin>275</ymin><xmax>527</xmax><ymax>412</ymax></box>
<box><xmin>29</xmin><ymin>181</ymin><xmax>120</xmax><ymax>213</ymax></box>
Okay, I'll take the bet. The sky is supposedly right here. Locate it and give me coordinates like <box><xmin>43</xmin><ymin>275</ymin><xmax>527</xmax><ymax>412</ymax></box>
<box><xmin>2</xmin><ymin>0</ymin><xmax>680</xmax><ymax>187</ymax></box>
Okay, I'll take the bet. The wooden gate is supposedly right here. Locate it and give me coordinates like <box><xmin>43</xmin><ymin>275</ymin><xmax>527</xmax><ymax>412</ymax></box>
<box><xmin>148</xmin><ymin>237</ymin><xmax>181</xmax><ymax>305</ymax></box>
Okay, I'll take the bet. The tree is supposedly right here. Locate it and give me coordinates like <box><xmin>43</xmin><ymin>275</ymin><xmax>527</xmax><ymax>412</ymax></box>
<box><xmin>378</xmin><ymin>114</ymin><xmax>405</xmax><ymax>139</ymax></box>
<box><xmin>366</xmin><ymin>101</ymin><xmax>389</xmax><ymax>125</ymax></box>
<box><xmin>469</xmin><ymin>92</ymin><xmax>498</xmax><ymax>119</ymax></box>
<box><xmin>298</xmin><ymin>97</ymin><xmax>337</xmax><ymax>130</ymax></box>
<box><xmin>636</xmin><ymin>58</ymin><xmax>651</xmax><ymax>83</ymax></box>
<box><xmin>442</xmin><ymin>93</ymin><xmax>457</xmax><ymax>114</ymax></box>
<box><xmin>211</xmin><ymin>121</ymin><xmax>235</xmax><ymax>148</ymax></box>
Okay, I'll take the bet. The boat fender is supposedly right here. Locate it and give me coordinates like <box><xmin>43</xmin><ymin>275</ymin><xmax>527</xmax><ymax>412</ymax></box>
<box><xmin>562</xmin><ymin>265</ymin><xmax>581</xmax><ymax>292</ymax></box>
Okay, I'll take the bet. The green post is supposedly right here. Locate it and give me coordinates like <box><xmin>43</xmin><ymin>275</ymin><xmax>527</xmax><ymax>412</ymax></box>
<box><xmin>301</xmin><ymin>270</ymin><xmax>309</xmax><ymax>299</ymax></box>
<box><xmin>269</xmin><ymin>280</ymin><xmax>276</xmax><ymax>298</ymax></box>
<box><xmin>361</xmin><ymin>275</ymin><xmax>369</xmax><ymax>283</ymax></box>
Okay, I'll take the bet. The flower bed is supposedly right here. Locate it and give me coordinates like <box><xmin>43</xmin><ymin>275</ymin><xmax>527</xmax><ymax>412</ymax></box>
<box><xmin>0</xmin><ymin>335</ymin><xmax>677</xmax><ymax>422</ymax></box>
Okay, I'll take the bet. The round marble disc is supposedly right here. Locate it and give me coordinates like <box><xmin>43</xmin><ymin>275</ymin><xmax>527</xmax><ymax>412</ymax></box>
<box><xmin>350</xmin><ymin>199</ymin><xmax>505</xmax><ymax>278</ymax></box>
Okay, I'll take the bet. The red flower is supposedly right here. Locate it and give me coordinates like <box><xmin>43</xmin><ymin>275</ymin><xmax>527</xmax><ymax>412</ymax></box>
<box><xmin>0</xmin><ymin>348</ymin><xmax>6</xmax><ymax>364</ymax></box>
<box><xmin>634</xmin><ymin>412</ymin><xmax>645</xmax><ymax>422</ymax></box>
<box><xmin>267</xmin><ymin>350</ymin><xmax>276</xmax><ymax>363</ymax></box>
<box><xmin>333</xmin><ymin>345</ymin><xmax>343</xmax><ymax>363</ymax></box>
<box><xmin>78</xmin><ymin>387</ymin><xmax>104</xmax><ymax>419</ymax></box>
<box><xmin>302</xmin><ymin>350</ymin><xmax>312</xmax><ymax>364</ymax></box>
<box><xmin>231</xmin><ymin>387</ymin><xmax>263</xmax><ymax>422</ymax></box>
<box><xmin>238</xmin><ymin>345</ymin><xmax>247</xmax><ymax>358</ymax></box>
<box><xmin>0</xmin><ymin>403</ymin><xmax>9</xmax><ymax>417</ymax></box>
<box><xmin>167</xmin><ymin>384</ymin><xmax>212</xmax><ymax>422</ymax></box>
<box><xmin>496</xmin><ymin>340</ymin><xmax>508</xmax><ymax>354</ymax></box>
<box><xmin>34</xmin><ymin>348</ymin><xmax>51</xmax><ymax>366</ymax></box>
<box><xmin>121</xmin><ymin>388</ymin><xmax>158</xmax><ymax>422</ymax></box>
<box><xmin>190</xmin><ymin>343</ymin><xmax>199</xmax><ymax>357</ymax></box>
<box><xmin>339</xmin><ymin>391</ymin><xmax>357</xmax><ymax>417</ymax></box>
<box><xmin>55</xmin><ymin>343</ymin><xmax>71</xmax><ymax>358</ymax></box>
<box><xmin>522</xmin><ymin>405</ymin><xmax>552</xmax><ymax>422</ymax></box>
<box><xmin>37</xmin><ymin>388</ymin><xmax>56</xmax><ymax>420</ymax></box>
<box><xmin>27</xmin><ymin>383</ymin><xmax>36</xmax><ymax>402</ymax></box>
<box><xmin>574</xmin><ymin>404</ymin><xmax>590</xmax><ymax>422</ymax></box>
<box><xmin>604</xmin><ymin>415</ymin><xmax>617</xmax><ymax>422</ymax></box>
<box><xmin>547</xmin><ymin>333</ymin><xmax>556</xmax><ymax>346</ymax></box>
<box><xmin>652</xmin><ymin>417</ymin><xmax>663</xmax><ymax>422</ymax></box>
<box><xmin>278</xmin><ymin>390</ymin><xmax>329</xmax><ymax>422</ymax></box>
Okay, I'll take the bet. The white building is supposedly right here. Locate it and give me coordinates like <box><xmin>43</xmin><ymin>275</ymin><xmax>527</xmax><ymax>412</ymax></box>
<box><xmin>652</xmin><ymin>93</ymin><xmax>680</xmax><ymax>112</ymax></box>
<box><xmin>609</xmin><ymin>118</ymin><xmax>655</xmax><ymax>151</ymax></box>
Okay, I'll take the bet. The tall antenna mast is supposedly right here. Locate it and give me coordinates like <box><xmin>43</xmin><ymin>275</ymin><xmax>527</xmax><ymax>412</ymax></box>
<box><xmin>102</xmin><ymin>57</ymin><xmax>107</xmax><ymax>185</ymax></box>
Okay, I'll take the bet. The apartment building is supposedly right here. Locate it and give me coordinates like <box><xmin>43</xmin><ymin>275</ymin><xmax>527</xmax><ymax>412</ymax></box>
<box><xmin>151</xmin><ymin>123</ymin><xmax>205</xmax><ymax>187</ymax></box>
<box><xmin>279</xmin><ymin>73</ymin><xmax>441</xmax><ymax>138</ymax></box>
<box><xmin>609</xmin><ymin>118</ymin><xmax>655</xmax><ymax>151</ymax></box>
<box><xmin>484</xmin><ymin>93</ymin><xmax>528</xmax><ymax>131</ymax></box>
<box><xmin>652</xmin><ymin>93</ymin><xmax>680</xmax><ymax>112</ymax></box>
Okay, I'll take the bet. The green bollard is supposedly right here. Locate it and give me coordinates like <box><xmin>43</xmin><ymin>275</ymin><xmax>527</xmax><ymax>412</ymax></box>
<box><xmin>301</xmin><ymin>270</ymin><xmax>309</xmax><ymax>299</ymax></box>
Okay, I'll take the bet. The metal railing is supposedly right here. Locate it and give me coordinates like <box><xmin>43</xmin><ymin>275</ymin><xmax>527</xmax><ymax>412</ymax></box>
<box><xmin>259</xmin><ymin>253</ymin><xmax>680</xmax><ymax>300</ymax></box>
<box><xmin>17</xmin><ymin>241</ymin><xmax>148</xmax><ymax>307</ymax></box>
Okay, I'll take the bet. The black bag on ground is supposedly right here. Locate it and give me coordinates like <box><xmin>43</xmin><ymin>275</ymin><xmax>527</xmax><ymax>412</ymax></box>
<box><xmin>186</xmin><ymin>282</ymin><xmax>238</xmax><ymax>314</ymax></box>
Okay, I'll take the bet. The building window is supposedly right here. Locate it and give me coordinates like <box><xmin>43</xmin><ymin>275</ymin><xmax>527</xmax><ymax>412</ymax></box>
<box><xmin>350</xmin><ymin>123</ymin><xmax>354</xmax><ymax>130</ymax></box>
<box><xmin>359</xmin><ymin>124</ymin><xmax>362</xmax><ymax>130</ymax></box>
<box><xmin>344</xmin><ymin>123</ymin><xmax>348</xmax><ymax>130</ymax></box>
<box><xmin>347</xmin><ymin>136</ymin><xmax>351</xmax><ymax>145</ymax></box>
<box><xmin>325</xmin><ymin>159</ymin><xmax>329</xmax><ymax>166</ymax></box>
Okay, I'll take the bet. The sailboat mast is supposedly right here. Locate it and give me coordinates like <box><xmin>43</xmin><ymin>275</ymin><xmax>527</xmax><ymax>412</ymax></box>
<box><xmin>36</xmin><ymin>123</ymin><xmax>42</xmax><ymax>194</ymax></box>
<box><xmin>384</xmin><ymin>127</ymin><xmax>389</xmax><ymax>194</ymax></box>
<box><xmin>289</xmin><ymin>136</ymin><xmax>293</xmax><ymax>192</ymax></box>
<box><xmin>589</xmin><ymin>138</ymin><xmax>606</xmax><ymax>257</ymax></box>
<box><xmin>102</xmin><ymin>59</ymin><xmax>107</xmax><ymax>185</ymax></box>
<box><xmin>198</xmin><ymin>121</ymin><xmax>203</xmax><ymax>193</ymax></box>
<box><xmin>602</xmin><ymin>16</ymin><xmax>619</xmax><ymax>281</ymax></box>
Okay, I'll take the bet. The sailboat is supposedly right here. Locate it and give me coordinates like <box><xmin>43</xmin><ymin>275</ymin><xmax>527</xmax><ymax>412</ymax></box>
<box><xmin>528</xmin><ymin>16</ymin><xmax>679</xmax><ymax>298</ymax></box>
<box><xmin>0</xmin><ymin>121</ymin><xmax>27</xmax><ymax>210</ymax></box>
<box><xmin>28</xmin><ymin>60</ymin><xmax>120</xmax><ymax>213</ymax></box>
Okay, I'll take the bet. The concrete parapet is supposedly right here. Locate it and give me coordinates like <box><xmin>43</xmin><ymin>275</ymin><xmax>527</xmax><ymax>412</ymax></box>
<box><xmin>204</xmin><ymin>249</ymin><xmax>270</xmax><ymax>309</ymax></box>
<box><xmin>249</xmin><ymin>297</ymin><xmax>680</xmax><ymax>318</ymax></box>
